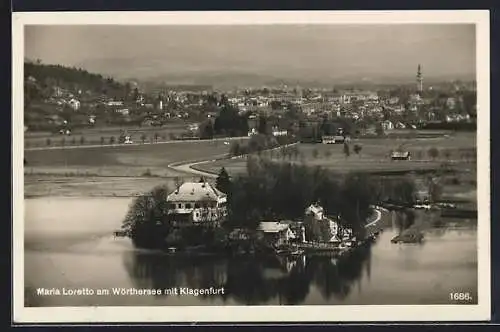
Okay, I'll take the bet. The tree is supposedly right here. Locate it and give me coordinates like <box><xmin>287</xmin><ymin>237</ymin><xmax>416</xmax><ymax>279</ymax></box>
<box><xmin>199</xmin><ymin>121</ymin><xmax>214</xmax><ymax>139</ymax></box>
<box><xmin>216</xmin><ymin>167</ymin><xmax>231</xmax><ymax>196</ymax></box>
<box><xmin>80</xmin><ymin>136</ymin><xmax>85</xmax><ymax>145</ymax></box>
<box><xmin>61</xmin><ymin>137</ymin><xmax>66</xmax><ymax>146</ymax></box>
<box><xmin>109</xmin><ymin>136</ymin><xmax>115</xmax><ymax>145</ymax></box>
<box><xmin>293</xmin><ymin>146</ymin><xmax>300</xmax><ymax>160</ymax></box>
<box><xmin>375</xmin><ymin>123</ymin><xmax>385</xmax><ymax>136</ymax></box>
<box><xmin>71</xmin><ymin>136</ymin><xmax>76</xmax><ymax>145</ymax></box>
<box><xmin>258</xmin><ymin>116</ymin><xmax>268</xmax><ymax>135</ymax></box>
<box><xmin>312</xmin><ymin>148</ymin><xmax>319</xmax><ymax>159</ymax></box>
<box><xmin>428</xmin><ymin>147</ymin><xmax>439</xmax><ymax>160</ymax></box>
<box><xmin>100</xmin><ymin>136</ymin><xmax>105</xmax><ymax>145</ymax></box>
<box><xmin>343</xmin><ymin>143</ymin><xmax>350</xmax><ymax>158</ymax></box>
<box><xmin>122</xmin><ymin>184</ymin><xmax>172</xmax><ymax>249</ymax></box>
<box><xmin>154</xmin><ymin>132</ymin><xmax>159</xmax><ymax>143</ymax></box>
<box><xmin>141</xmin><ymin>133</ymin><xmax>147</xmax><ymax>144</ymax></box>
<box><xmin>46</xmin><ymin>138</ymin><xmax>51</xmax><ymax>146</ymax></box>
<box><xmin>443</xmin><ymin>149</ymin><xmax>452</xmax><ymax>160</ymax></box>
<box><xmin>230</xmin><ymin>142</ymin><xmax>241</xmax><ymax>156</ymax></box>
<box><xmin>353</xmin><ymin>144</ymin><xmax>362</xmax><ymax>156</ymax></box>
<box><xmin>427</xmin><ymin>177</ymin><xmax>443</xmax><ymax>203</ymax></box>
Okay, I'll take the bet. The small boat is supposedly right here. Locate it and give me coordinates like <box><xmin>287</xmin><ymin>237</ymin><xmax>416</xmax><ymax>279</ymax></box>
<box><xmin>167</xmin><ymin>247</ymin><xmax>177</xmax><ymax>253</ymax></box>
<box><xmin>290</xmin><ymin>249</ymin><xmax>304</xmax><ymax>256</ymax></box>
<box><xmin>113</xmin><ymin>229</ymin><xmax>128</xmax><ymax>237</ymax></box>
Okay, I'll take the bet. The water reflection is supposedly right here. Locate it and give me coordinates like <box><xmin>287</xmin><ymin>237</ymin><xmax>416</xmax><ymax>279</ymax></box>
<box><xmin>123</xmin><ymin>242</ymin><xmax>374</xmax><ymax>305</ymax></box>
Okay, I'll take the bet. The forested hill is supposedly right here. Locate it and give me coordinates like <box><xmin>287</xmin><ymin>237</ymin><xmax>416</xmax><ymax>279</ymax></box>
<box><xmin>24</xmin><ymin>60</ymin><xmax>130</xmax><ymax>101</ymax></box>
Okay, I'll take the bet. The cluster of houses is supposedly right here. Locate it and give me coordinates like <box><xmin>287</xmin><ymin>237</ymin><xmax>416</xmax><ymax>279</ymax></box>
<box><xmin>164</xmin><ymin>181</ymin><xmax>354</xmax><ymax>248</ymax></box>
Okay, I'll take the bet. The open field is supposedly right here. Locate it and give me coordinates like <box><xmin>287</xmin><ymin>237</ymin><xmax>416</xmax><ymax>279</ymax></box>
<box><xmin>24</xmin><ymin>140</ymin><xmax>242</xmax><ymax>171</ymax></box>
<box><xmin>24</xmin><ymin>138</ymin><xmax>236</xmax><ymax>197</ymax></box>
<box><xmin>194</xmin><ymin>132</ymin><xmax>477</xmax><ymax>176</ymax></box>
<box><xmin>24</xmin><ymin>122</ymin><xmax>192</xmax><ymax>148</ymax></box>
<box><xmin>24</xmin><ymin>139</ymin><xmax>243</xmax><ymax>175</ymax></box>
<box><xmin>24</xmin><ymin>175</ymin><xmax>206</xmax><ymax>197</ymax></box>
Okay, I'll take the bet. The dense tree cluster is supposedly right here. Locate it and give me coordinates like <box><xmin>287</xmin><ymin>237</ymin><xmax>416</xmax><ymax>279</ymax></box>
<box><xmin>229</xmin><ymin>134</ymin><xmax>298</xmax><ymax>157</ymax></box>
<box><xmin>213</xmin><ymin>95</ymin><xmax>249</xmax><ymax>137</ymax></box>
<box><xmin>221</xmin><ymin>158</ymin><xmax>378</xmax><ymax>234</ymax></box>
<box><xmin>122</xmin><ymin>185</ymin><xmax>172</xmax><ymax>249</ymax></box>
<box><xmin>217</xmin><ymin>157</ymin><xmax>419</xmax><ymax>236</ymax></box>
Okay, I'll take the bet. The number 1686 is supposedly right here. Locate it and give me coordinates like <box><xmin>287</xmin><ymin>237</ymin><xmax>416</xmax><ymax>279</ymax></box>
<box><xmin>450</xmin><ymin>292</ymin><xmax>472</xmax><ymax>301</ymax></box>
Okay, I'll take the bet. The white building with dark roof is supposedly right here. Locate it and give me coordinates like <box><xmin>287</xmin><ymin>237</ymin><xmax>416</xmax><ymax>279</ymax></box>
<box><xmin>257</xmin><ymin>221</ymin><xmax>296</xmax><ymax>246</ymax></box>
<box><xmin>166</xmin><ymin>181</ymin><xmax>227</xmax><ymax>226</ymax></box>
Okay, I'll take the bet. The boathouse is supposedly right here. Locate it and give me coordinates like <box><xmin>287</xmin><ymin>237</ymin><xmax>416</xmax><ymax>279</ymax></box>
<box><xmin>257</xmin><ymin>221</ymin><xmax>296</xmax><ymax>247</ymax></box>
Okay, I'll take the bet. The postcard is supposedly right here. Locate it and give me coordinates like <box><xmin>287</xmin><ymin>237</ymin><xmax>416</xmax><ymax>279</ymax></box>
<box><xmin>12</xmin><ymin>10</ymin><xmax>490</xmax><ymax>323</ymax></box>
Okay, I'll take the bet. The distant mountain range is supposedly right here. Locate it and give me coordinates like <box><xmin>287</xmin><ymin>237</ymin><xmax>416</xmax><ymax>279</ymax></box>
<box><xmin>73</xmin><ymin>57</ymin><xmax>476</xmax><ymax>90</ymax></box>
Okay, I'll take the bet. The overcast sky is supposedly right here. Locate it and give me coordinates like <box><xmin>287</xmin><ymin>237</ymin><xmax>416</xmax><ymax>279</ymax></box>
<box><xmin>24</xmin><ymin>24</ymin><xmax>476</xmax><ymax>83</ymax></box>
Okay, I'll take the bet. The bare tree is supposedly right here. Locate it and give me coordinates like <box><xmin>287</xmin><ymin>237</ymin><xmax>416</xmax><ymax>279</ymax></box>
<box><xmin>353</xmin><ymin>144</ymin><xmax>362</xmax><ymax>156</ymax></box>
<box><xmin>343</xmin><ymin>143</ymin><xmax>350</xmax><ymax>158</ymax></box>
<box><xmin>428</xmin><ymin>147</ymin><xmax>439</xmax><ymax>161</ymax></box>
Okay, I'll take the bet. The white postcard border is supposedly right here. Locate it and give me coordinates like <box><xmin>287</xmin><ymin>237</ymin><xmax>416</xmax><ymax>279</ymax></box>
<box><xmin>12</xmin><ymin>10</ymin><xmax>491</xmax><ymax>323</ymax></box>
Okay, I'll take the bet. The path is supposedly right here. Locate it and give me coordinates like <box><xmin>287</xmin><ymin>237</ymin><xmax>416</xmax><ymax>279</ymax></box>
<box><xmin>365</xmin><ymin>208</ymin><xmax>382</xmax><ymax>228</ymax></box>
<box><xmin>25</xmin><ymin>136</ymin><xmax>249</xmax><ymax>151</ymax></box>
<box><xmin>167</xmin><ymin>142</ymin><xmax>300</xmax><ymax>179</ymax></box>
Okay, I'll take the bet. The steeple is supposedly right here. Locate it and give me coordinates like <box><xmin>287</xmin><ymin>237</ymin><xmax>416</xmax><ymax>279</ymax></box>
<box><xmin>416</xmin><ymin>64</ymin><xmax>423</xmax><ymax>93</ymax></box>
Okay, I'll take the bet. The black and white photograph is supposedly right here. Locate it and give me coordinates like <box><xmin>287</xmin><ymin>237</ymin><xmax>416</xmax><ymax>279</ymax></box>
<box><xmin>13</xmin><ymin>11</ymin><xmax>490</xmax><ymax>323</ymax></box>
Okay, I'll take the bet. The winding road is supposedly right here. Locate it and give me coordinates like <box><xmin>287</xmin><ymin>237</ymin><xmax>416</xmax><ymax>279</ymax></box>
<box><xmin>167</xmin><ymin>142</ymin><xmax>300</xmax><ymax>179</ymax></box>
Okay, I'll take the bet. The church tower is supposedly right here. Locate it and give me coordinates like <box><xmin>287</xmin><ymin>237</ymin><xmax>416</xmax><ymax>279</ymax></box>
<box><xmin>416</xmin><ymin>64</ymin><xmax>423</xmax><ymax>93</ymax></box>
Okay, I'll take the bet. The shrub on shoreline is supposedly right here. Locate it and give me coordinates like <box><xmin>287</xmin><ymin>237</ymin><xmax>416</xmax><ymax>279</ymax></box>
<box><xmin>122</xmin><ymin>184</ymin><xmax>172</xmax><ymax>249</ymax></box>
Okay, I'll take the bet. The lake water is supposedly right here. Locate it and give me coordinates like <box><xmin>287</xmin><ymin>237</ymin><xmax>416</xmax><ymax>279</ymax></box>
<box><xmin>23</xmin><ymin>197</ymin><xmax>478</xmax><ymax>306</ymax></box>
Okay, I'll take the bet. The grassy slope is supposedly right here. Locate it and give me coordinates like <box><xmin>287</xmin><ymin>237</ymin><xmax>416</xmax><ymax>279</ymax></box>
<box><xmin>195</xmin><ymin>133</ymin><xmax>476</xmax><ymax>176</ymax></box>
<box><xmin>24</xmin><ymin>139</ymin><xmax>239</xmax><ymax>197</ymax></box>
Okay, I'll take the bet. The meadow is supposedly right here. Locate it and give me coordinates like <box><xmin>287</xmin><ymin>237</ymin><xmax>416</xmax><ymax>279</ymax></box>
<box><xmin>24</xmin><ymin>122</ymin><xmax>191</xmax><ymax>148</ymax></box>
<box><xmin>24</xmin><ymin>139</ymin><xmax>243</xmax><ymax>178</ymax></box>
<box><xmin>194</xmin><ymin>132</ymin><xmax>477</xmax><ymax>176</ymax></box>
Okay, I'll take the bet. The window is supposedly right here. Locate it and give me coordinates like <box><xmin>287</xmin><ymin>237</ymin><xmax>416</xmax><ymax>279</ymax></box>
<box><xmin>194</xmin><ymin>203</ymin><xmax>200</xmax><ymax>208</ymax></box>
<box><xmin>185</xmin><ymin>203</ymin><xmax>192</xmax><ymax>209</ymax></box>
<box><xmin>178</xmin><ymin>203</ymin><xmax>182</xmax><ymax>209</ymax></box>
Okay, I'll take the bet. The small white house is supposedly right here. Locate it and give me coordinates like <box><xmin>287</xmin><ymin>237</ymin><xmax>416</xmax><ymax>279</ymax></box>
<box><xmin>381</xmin><ymin>120</ymin><xmax>394</xmax><ymax>131</ymax></box>
<box><xmin>69</xmin><ymin>98</ymin><xmax>80</xmax><ymax>110</ymax></box>
<box><xmin>271</xmin><ymin>126</ymin><xmax>288</xmax><ymax>137</ymax></box>
<box><xmin>247</xmin><ymin>128</ymin><xmax>258</xmax><ymax>136</ymax></box>
<box><xmin>305</xmin><ymin>204</ymin><xmax>324</xmax><ymax>221</ymax></box>
<box><xmin>257</xmin><ymin>221</ymin><xmax>296</xmax><ymax>246</ymax></box>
